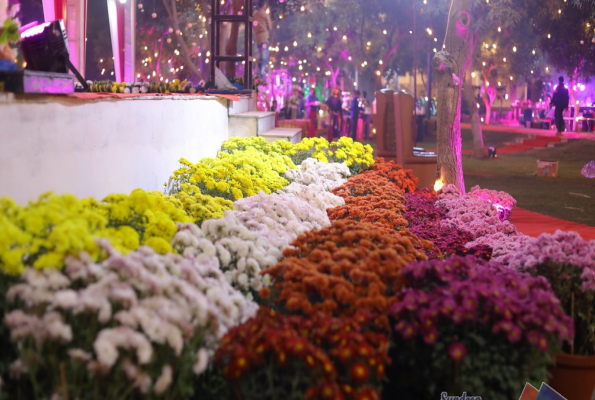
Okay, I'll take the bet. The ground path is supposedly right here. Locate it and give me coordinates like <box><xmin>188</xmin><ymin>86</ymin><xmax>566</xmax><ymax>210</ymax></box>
<box><xmin>511</xmin><ymin>207</ymin><xmax>595</xmax><ymax>240</ymax></box>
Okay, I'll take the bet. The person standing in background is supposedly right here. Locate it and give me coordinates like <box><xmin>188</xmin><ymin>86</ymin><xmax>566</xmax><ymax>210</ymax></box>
<box><xmin>551</xmin><ymin>76</ymin><xmax>570</xmax><ymax>135</ymax></box>
<box><xmin>307</xmin><ymin>89</ymin><xmax>320</xmax><ymax>138</ymax></box>
<box><xmin>253</xmin><ymin>0</ymin><xmax>272</xmax><ymax>79</ymax></box>
<box><xmin>361</xmin><ymin>91</ymin><xmax>371</xmax><ymax>141</ymax></box>
<box><xmin>350</xmin><ymin>90</ymin><xmax>362</xmax><ymax>140</ymax></box>
<box><xmin>297</xmin><ymin>90</ymin><xmax>305</xmax><ymax>119</ymax></box>
<box><xmin>326</xmin><ymin>89</ymin><xmax>343</xmax><ymax>140</ymax></box>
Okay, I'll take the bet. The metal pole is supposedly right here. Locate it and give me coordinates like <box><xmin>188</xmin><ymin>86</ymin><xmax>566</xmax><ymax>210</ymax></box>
<box><xmin>426</xmin><ymin>51</ymin><xmax>432</xmax><ymax>120</ymax></box>
<box><xmin>413</xmin><ymin>0</ymin><xmax>418</xmax><ymax>142</ymax></box>
<box><xmin>413</xmin><ymin>0</ymin><xmax>417</xmax><ymax>103</ymax></box>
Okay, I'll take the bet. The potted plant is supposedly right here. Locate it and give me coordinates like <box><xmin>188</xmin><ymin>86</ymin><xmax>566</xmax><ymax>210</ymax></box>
<box><xmin>0</xmin><ymin>0</ymin><xmax>20</xmax><ymax>69</ymax></box>
<box><xmin>385</xmin><ymin>256</ymin><xmax>573</xmax><ymax>400</ymax></box>
<box><xmin>506</xmin><ymin>231</ymin><xmax>595</xmax><ymax>400</ymax></box>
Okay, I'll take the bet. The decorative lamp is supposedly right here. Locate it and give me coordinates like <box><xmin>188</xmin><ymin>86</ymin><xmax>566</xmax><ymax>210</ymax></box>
<box><xmin>20</xmin><ymin>20</ymin><xmax>89</xmax><ymax>91</ymax></box>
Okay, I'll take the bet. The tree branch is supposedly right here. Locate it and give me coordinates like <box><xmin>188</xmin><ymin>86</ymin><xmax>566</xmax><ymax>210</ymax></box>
<box><xmin>163</xmin><ymin>0</ymin><xmax>205</xmax><ymax>82</ymax></box>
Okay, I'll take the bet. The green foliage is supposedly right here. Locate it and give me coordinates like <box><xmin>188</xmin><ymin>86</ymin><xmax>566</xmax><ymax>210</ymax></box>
<box><xmin>274</xmin><ymin>0</ymin><xmax>422</xmax><ymax>88</ymax></box>
<box><xmin>534</xmin><ymin>0</ymin><xmax>595</xmax><ymax>81</ymax></box>
<box><xmin>385</xmin><ymin>325</ymin><xmax>555</xmax><ymax>400</ymax></box>
<box><xmin>531</xmin><ymin>262</ymin><xmax>595</xmax><ymax>355</ymax></box>
<box><xmin>191</xmin><ymin>367</ymin><xmax>233</xmax><ymax>400</ymax></box>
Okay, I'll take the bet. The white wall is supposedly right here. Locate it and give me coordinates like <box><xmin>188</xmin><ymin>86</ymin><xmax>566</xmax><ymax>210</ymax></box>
<box><xmin>0</xmin><ymin>93</ymin><xmax>229</xmax><ymax>204</ymax></box>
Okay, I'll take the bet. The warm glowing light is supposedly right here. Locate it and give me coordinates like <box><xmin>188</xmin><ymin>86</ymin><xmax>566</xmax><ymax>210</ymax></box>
<box><xmin>471</xmin><ymin>72</ymin><xmax>476</xmax><ymax>78</ymax></box>
<box><xmin>513</xmin><ymin>46</ymin><xmax>517</xmax><ymax>52</ymax></box>
<box><xmin>434</xmin><ymin>179</ymin><xmax>445</xmax><ymax>192</ymax></box>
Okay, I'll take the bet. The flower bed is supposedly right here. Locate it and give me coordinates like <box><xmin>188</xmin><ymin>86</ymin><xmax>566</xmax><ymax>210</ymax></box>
<box><xmin>329</xmin><ymin>174</ymin><xmax>409</xmax><ymax>232</ymax></box>
<box><xmin>366</xmin><ymin>158</ymin><xmax>418</xmax><ymax>193</ymax></box>
<box><xmin>0</xmin><ymin>136</ymin><xmax>584</xmax><ymax>399</ymax></box>
<box><xmin>387</xmin><ymin>256</ymin><xmax>573</xmax><ymax>399</ymax></box>
<box><xmin>500</xmin><ymin>231</ymin><xmax>595</xmax><ymax>355</ymax></box>
<box><xmin>4</xmin><ymin>241</ymin><xmax>257</xmax><ymax>399</ymax></box>
<box><xmin>468</xmin><ymin>185</ymin><xmax>517</xmax><ymax>221</ymax></box>
<box><xmin>404</xmin><ymin>189</ymin><xmax>492</xmax><ymax>260</ymax></box>
<box><xmin>214</xmin><ymin>308</ymin><xmax>389</xmax><ymax>400</ymax></box>
<box><xmin>260</xmin><ymin>221</ymin><xmax>427</xmax><ymax>321</ymax></box>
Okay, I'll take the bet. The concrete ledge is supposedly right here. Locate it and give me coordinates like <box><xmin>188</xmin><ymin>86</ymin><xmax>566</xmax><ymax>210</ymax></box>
<box><xmin>259</xmin><ymin>128</ymin><xmax>302</xmax><ymax>144</ymax></box>
<box><xmin>0</xmin><ymin>93</ymin><xmax>230</xmax><ymax>203</ymax></box>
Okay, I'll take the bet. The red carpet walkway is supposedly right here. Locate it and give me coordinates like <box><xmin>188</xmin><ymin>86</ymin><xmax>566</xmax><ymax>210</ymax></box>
<box><xmin>428</xmin><ymin>135</ymin><xmax>562</xmax><ymax>155</ymax></box>
<box><xmin>461</xmin><ymin>123</ymin><xmax>595</xmax><ymax>140</ymax></box>
<box><xmin>511</xmin><ymin>207</ymin><xmax>595</xmax><ymax>240</ymax></box>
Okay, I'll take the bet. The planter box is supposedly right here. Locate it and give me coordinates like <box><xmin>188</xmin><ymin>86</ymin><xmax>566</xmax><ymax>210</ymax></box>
<box><xmin>537</xmin><ymin>160</ymin><xmax>559</xmax><ymax>177</ymax></box>
<box><xmin>548</xmin><ymin>353</ymin><xmax>595</xmax><ymax>400</ymax></box>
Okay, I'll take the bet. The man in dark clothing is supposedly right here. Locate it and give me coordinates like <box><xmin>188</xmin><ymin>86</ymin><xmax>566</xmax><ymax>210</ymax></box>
<box><xmin>326</xmin><ymin>89</ymin><xmax>343</xmax><ymax>140</ymax></box>
<box><xmin>306</xmin><ymin>89</ymin><xmax>320</xmax><ymax>138</ymax></box>
<box><xmin>350</xmin><ymin>90</ymin><xmax>362</xmax><ymax>140</ymax></box>
<box><xmin>551</xmin><ymin>76</ymin><xmax>570</xmax><ymax>135</ymax></box>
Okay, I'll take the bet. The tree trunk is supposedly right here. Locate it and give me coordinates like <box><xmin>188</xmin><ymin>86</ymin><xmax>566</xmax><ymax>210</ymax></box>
<box><xmin>224</xmin><ymin>0</ymin><xmax>243</xmax><ymax>77</ymax></box>
<box><xmin>484</xmin><ymin>100</ymin><xmax>492</xmax><ymax>125</ymax></box>
<box><xmin>163</xmin><ymin>0</ymin><xmax>205</xmax><ymax>82</ymax></box>
<box><xmin>465</xmin><ymin>70</ymin><xmax>484</xmax><ymax>158</ymax></box>
<box><xmin>432</xmin><ymin>0</ymin><xmax>474</xmax><ymax>193</ymax></box>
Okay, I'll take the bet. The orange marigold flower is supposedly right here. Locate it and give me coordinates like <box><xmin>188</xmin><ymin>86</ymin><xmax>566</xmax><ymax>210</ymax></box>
<box><xmin>259</xmin><ymin>287</ymin><xmax>271</xmax><ymax>298</ymax></box>
<box><xmin>350</xmin><ymin>362</ymin><xmax>371</xmax><ymax>383</ymax></box>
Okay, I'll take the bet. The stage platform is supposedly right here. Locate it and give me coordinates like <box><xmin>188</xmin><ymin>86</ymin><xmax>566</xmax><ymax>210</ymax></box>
<box><xmin>0</xmin><ymin>91</ymin><xmax>251</xmax><ymax>204</ymax></box>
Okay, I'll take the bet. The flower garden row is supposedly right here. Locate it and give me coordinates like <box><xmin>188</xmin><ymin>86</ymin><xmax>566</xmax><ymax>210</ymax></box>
<box><xmin>0</xmin><ymin>137</ymin><xmax>594</xmax><ymax>400</ymax></box>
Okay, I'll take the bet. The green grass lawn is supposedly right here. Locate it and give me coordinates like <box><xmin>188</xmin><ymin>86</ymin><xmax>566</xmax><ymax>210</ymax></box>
<box><xmin>416</xmin><ymin>130</ymin><xmax>595</xmax><ymax>226</ymax></box>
